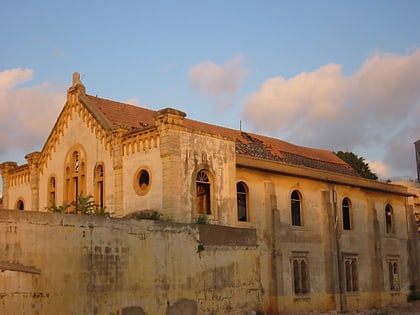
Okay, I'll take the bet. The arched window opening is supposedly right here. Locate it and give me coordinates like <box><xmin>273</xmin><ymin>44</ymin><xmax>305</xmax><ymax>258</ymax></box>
<box><xmin>342</xmin><ymin>198</ymin><xmax>351</xmax><ymax>230</ymax></box>
<box><xmin>95</xmin><ymin>164</ymin><xmax>105</xmax><ymax>208</ymax></box>
<box><xmin>344</xmin><ymin>256</ymin><xmax>358</xmax><ymax>292</ymax></box>
<box><xmin>48</xmin><ymin>176</ymin><xmax>57</xmax><ymax>207</ymax></box>
<box><xmin>237</xmin><ymin>181</ymin><xmax>248</xmax><ymax>221</ymax></box>
<box><xmin>196</xmin><ymin>170</ymin><xmax>211</xmax><ymax>215</ymax></box>
<box><xmin>388</xmin><ymin>259</ymin><xmax>400</xmax><ymax>291</ymax></box>
<box><xmin>16</xmin><ymin>199</ymin><xmax>24</xmax><ymax>211</ymax></box>
<box><xmin>385</xmin><ymin>204</ymin><xmax>393</xmax><ymax>234</ymax></box>
<box><xmin>64</xmin><ymin>148</ymin><xmax>86</xmax><ymax>205</ymax></box>
<box><xmin>292</xmin><ymin>255</ymin><xmax>309</xmax><ymax>295</ymax></box>
<box><xmin>291</xmin><ymin>190</ymin><xmax>301</xmax><ymax>226</ymax></box>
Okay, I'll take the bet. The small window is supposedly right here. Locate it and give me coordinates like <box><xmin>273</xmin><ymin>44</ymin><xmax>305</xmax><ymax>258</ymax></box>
<box><xmin>344</xmin><ymin>255</ymin><xmax>358</xmax><ymax>292</ymax></box>
<box><xmin>388</xmin><ymin>258</ymin><xmax>400</xmax><ymax>291</ymax></box>
<box><xmin>237</xmin><ymin>181</ymin><xmax>248</xmax><ymax>222</ymax></box>
<box><xmin>196</xmin><ymin>170</ymin><xmax>211</xmax><ymax>215</ymax></box>
<box><xmin>342</xmin><ymin>198</ymin><xmax>351</xmax><ymax>230</ymax></box>
<box><xmin>134</xmin><ymin>167</ymin><xmax>152</xmax><ymax>196</ymax></box>
<box><xmin>95</xmin><ymin>164</ymin><xmax>105</xmax><ymax>208</ymax></box>
<box><xmin>385</xmin><ymin>204</ymin><xmax>393</xmax><ymax>234</ymax></box>
<box><xmin>16</xmin><ymin>199</ymin><xmax>24</xmax><ymax>211</ymax></box>
<box><xmin>48</xmin><ymin>176</ymin><xmax>57</xmax><ymax>207</ymax></box>
<box><xmin>292</xmin><ymin>253</ymin><xmax>309</xmax><ymax>294</ymax></box>
<box><xmin>291</xmin><ymin>190</ymin><xmax>302</xmax><ymax>226</ymax></box>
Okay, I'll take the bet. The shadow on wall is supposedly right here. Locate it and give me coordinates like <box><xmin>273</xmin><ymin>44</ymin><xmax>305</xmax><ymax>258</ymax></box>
<box><xmin>120</xmin><ymin>299</ymin><xmax>197</xmax><ymax>315</ymax></box>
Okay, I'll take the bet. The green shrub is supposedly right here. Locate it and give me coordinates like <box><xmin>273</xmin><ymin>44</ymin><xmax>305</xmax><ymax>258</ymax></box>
<box><xmin>407</xmin><ymin>284</ymin><xmax>420</xmax><ymax>302</ymax></box>
<box><xmin>195</xmin><ymin>214</ymin><xmax>208</xmax><ymax>224</ymax></box>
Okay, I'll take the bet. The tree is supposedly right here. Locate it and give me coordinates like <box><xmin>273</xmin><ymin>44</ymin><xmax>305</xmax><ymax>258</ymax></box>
<box><xmin>335</xmin><ymin>151</ymin><xmax>378</xmax><ymax>180</ymax></box>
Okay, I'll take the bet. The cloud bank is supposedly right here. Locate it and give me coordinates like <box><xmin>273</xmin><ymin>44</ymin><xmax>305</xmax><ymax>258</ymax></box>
<box><xmin>0</xmin><ymin>68</ymin><xmax>65</xmax><ymax>163</ymax></box>
<box><xmin>189</xmin><ymin>56</ymin><xmax>248</xmax><ymax>110</ymax></box>
<box><xmin>243</xmin><ymin>50</ymin><xmax>420</xmax><ymax>178</ymax></box>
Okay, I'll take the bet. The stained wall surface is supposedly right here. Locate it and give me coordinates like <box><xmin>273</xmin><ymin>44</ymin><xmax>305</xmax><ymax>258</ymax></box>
<box><xmin>0</xmin><ymin>210</ymin><xmax>262</xmax><ymax>315</ymax></box>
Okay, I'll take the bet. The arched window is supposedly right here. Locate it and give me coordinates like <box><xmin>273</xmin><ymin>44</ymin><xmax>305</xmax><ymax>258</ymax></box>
<box><xmin>237</xmin><ymin>181</ymin><xmax>248</xmax><ymax>222</ymax></box>
<box><xmin>64</xmin><ymin>148</ymin><xmax>86</xmax><ymax>204</ymax></box>
<box><xmin>48</xmin><ymin>176</ymin><xmax>56</xmax><ymax>207</ymax></box>
<box><xmin>385</xmin><ymin>204</ymin><xmax>393</xmax><ymax>234</ymax></box>
<box><xmin>16</xmin><ymin>199</ymin><xmax>24</xmax><ymax>211</ymax></box>
<box><xmin>344</xmin><ymin>256</ymin><xmax>358</xmax><ymax>292</ymax></box>
<box><xmin>94</xmin><ymin>164</ymin><xmax>105</xmax><ymax>208</ymax></box>
<box><xmin>291</xmin><ymin>190</ymin><xmax>302</xmax><ymax>226</ymax></box>
<box><xmin>292</xmin><ymin>254</ymin><xmax>309</xmax><ymax>294</ymax></box>
<box><xmin>388</xmin><ymin>259</ymin><xmax>400</xmax><ymax>291</ymax></box>
<box><xmin>196</xmin><ymin>170</ymin><xmax>211</xmax><ymax>215</ymax></box>
<box><xmin>342</xmin><ymin>198</ymin><xmax>351</xmax><ymax>230</ymax></box>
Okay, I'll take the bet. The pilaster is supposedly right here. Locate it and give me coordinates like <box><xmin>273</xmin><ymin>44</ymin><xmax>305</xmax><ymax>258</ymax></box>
<box><xmin>0</xmin><ymin>161</ymin><xmax>18</xmax><ymax>209</ymax></box>
<box><xmin>25</xmin><ymin>152</ymin><xmax>41</xmax><ymax>211</ymax></box>
<box><xmin>153</xmin><ymin>108</ymin><xmax>186</xmax><ymax>220</ymax></box>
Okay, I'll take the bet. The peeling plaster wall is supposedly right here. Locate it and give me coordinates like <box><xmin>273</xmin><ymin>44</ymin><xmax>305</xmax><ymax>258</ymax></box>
<box><xmin>0</xmin><ymin>210</ymin><xmax>262</xmax><ymax>315</ymax></box>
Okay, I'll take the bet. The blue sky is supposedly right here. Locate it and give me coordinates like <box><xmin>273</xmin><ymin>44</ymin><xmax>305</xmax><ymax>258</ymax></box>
<box><xmin>1</xmin><ymin>0</ymin><xmax>420</xmax><ymax>193</ymax></box>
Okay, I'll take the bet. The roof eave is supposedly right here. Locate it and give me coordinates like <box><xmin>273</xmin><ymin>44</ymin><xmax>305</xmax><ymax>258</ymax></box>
<box><xmin>236</xmin><ymin>154</ymin><xmax>411</xmax><ymax>196</ymax></box>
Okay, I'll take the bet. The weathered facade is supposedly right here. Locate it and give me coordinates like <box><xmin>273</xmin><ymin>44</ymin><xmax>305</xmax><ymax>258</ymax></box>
<box><xmin>0</xmin><ymin>73</ymin><xmax>418</xmax><ymax>314</ymax></box>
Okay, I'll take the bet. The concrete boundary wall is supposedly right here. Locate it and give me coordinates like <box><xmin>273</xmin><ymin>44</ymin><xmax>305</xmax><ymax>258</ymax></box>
<box><xmin>0</xmin><ymin>210</ymin><xmax>262</xmax><ymax>315</ymax></box>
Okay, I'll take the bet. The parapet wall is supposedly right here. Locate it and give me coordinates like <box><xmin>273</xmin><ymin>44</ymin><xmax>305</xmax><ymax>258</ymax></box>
<box><xmin>0</xmin><ymin>210</ymin><xmax>262</xmax><ymax>315</ymax></box>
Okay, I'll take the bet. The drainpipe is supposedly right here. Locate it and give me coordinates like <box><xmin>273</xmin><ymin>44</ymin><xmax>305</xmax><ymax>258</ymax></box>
<box><xmin>332</xmin><ymin>186</ymin><xmax>345</xmax><ymax>312</ymax></box>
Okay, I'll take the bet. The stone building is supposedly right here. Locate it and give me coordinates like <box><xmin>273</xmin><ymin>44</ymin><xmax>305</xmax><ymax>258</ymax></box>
<box><xmin>0</xmin><ymin>73</ymin><xmax>418</xmax><ymax>314</ymax></box>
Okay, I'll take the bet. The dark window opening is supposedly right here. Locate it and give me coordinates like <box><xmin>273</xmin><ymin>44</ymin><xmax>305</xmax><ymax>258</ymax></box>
<box><xmin>237</xmin><ymin>182</ymin><xmax>248</xmax><ymax>221</ymax></box>
<box><xmin>139</xmin><ymin>170</ymin><xmax>150</xmax><ymax>190</ymax></box>
<box><xmin>342</xmin><ymin>198</ymin><xmax>351</xmax><ymax>230</ymax></box>
<box><xmin>345</xmin><ymin>258</ymin><xmax>358</xmax><ymax>292</ymax></box>
<box><xmin>291</xmin><ymin>190</ymin><xmax>301</xmax><ymax>226</ymax></box>
<box><xmin>293</xmin><ymin>258</ymin><xmax>309</xmax><ymax>294</ymax></box>
<box><xmin>385</xmin><ymin>204</ymin><xmax>393</xmax><ymax>234</ymax></box>
<box><xmin>17</xmin><ymin>200</ymin><xmax>24</xmax><ymax>211</ymax></box>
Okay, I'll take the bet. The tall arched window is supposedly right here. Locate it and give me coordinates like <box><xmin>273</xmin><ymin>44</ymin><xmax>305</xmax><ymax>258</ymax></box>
<box><xmin>291</xmin><ymin>190</ymin><xmax>302</xmax><ymax>226</ymax></box>
<box><xmin>237</xmin><ymin>181</ymin><xmax>248</xmax><ymax>222</ymax></box>
<box><xmin>94</xmin><ymin>164</ymin><xmax>105</xmax><ymax>208</ymax></box>
<box><xmin>64</xmin><ymin>148</ymin><xmax>86</xmax><ymax>204</ymax></box>
<box><xmin>48</xmin><ymin>176</ymin><xmax>57</xmax><ymax>207</ymax></box>
<box><xmin>196</xmin><ymin>170</ymin><xmax>211</xmax><ymax>215</ymax></box>
<box><xmin>385</xmin><ymin>204</ymin><xmax>393</xmax><ymax>234</ymax></box>
<box><xmin>342</xmin><ymin>198</ymin><xmax>351</xmax><ymax>230</ymax></box>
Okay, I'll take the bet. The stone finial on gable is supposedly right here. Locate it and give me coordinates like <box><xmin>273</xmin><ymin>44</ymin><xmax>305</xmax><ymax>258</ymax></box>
<box><xmin>68</xmin><ymin>71</ymin><xmax>86</xmax><ymax>95</ymax></box>
<box><xmin>73</xmin><ymin>72</ymin><xmax>82</xmax><ymax>86</ymax></box>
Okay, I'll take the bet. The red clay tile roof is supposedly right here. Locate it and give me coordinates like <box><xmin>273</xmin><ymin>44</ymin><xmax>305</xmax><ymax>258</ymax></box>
<box><xmin>85</xmin><ymin>95</ymin><xmax>359</xmax><ymax>177</ymax></box>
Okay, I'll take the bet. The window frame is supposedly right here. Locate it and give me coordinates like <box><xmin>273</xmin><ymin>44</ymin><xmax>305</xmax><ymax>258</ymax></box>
<box><xmin>385</xmin><ymin>204</ymin><xmax>393</xmax><ymax>234</ymax></box>
<box><xmin>387</xmin><ymin>256</ymin><xmax>400</xmax><ymax>291</ymax></box>
<box><xmin>236</xmin><ymin>181</ymin><xmax>249</xmax><ymax>222</ymax></box>
<box><xmin>342</xmin><ymin>197</ymin><xmax>352</xmax><ymax>230</ymax></box>
<box><xmin>133</xmin><ymin>166</ymin><xmax>152</xmax><ymax>196</ymax></box>
<box><xmin>292</xmin><ymin>252</ymin><xmax>309</xmax><ymax>295</ymax></box>
<box><xmin>291</xmin><ymin>190</ymin><xmax>302</xmax><ymax>226</ymax></box>
<box><xmin>343</xmin><ymin>254</ymin><xmax>359</xmax><ymax>293</ymax></box>
<box><xmin>196</xmin><ymin>169</ymin><xmax>212</xmax><ymax>215</ymax></box>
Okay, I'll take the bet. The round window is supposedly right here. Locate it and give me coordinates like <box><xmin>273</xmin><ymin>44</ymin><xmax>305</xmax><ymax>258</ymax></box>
<box><xmin>134</xmin><ymin>167</ymin><xmax>151</xmax><ymax>196</ymax></box>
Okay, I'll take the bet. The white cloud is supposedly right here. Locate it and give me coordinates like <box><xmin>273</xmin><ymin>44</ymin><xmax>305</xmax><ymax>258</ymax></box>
<box><xmin>366</xmin><ymin>160</ymin><xmax>391</xmax><ymax>179</ymax></box>
<box><xmin>189</xmin><ymin>56</ymin><xmax>248</xmax><ymax>110</ymax></box>
<box><xmin>0</xmin><ymin>68</ymin><xmax>33</xmax><ymax>91</ymax></box>
<box><xmin>0</xmin><ymin>69</ymin><xmax>65</xmax><ymax>162</ymax></box>
<box><xmin>243</xmin><ymin>49</ymin><xmax>420</xmax><ymax>177</ymax></box>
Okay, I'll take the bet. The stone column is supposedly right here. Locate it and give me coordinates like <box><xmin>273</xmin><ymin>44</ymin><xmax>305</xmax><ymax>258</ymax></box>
<box><xmin>0</xmin><ymin>162</ymin><xmax>18</xmax><ymax>209</ymax></box>
<box><xmin>111</xmin><ymin>127</ymin><xmax>127</xmax><ymax>217</ymax></box>
<box><xmin>25</xmin><ymin>152</ymin><xmax>41</xmax><ymax>211</ymax></box>
<box><xmin>153</xmin><ymin>108</ymin><xmax>186</xmax><ymax>221</ymax></box>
